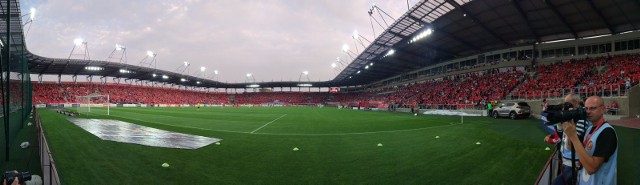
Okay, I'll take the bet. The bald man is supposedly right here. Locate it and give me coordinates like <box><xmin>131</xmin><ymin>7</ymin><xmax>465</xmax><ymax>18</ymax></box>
<box><xmin>563</xmin><ymin>96</ymin><xmax>618</xmax><ymax>185</ymax></box>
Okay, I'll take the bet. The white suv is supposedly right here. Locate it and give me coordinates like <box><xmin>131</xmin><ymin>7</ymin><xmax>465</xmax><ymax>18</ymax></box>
<box><xmin>492</xmin><ymin>102</ymin><xmax>531</xmax><ymax>119</ymax></box>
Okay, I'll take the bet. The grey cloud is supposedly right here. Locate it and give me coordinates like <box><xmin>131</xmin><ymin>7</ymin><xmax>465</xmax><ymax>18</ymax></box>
<box><xmin>24</xmin><ymin>0</ymin><xmax>417</xmax><ymax>83</ymax></box>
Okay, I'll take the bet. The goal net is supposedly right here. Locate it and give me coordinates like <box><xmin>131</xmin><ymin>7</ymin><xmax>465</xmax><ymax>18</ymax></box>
<box><xmin>76</xmin><ymin>94</ymin><xmax>110</xmax><ymax>116</ymax></box>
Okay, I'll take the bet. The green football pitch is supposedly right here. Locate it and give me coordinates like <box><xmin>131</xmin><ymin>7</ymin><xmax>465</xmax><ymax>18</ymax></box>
<box><xmin>38</xmin><ymin>106</ymin><xmax>561</xmax><ymax>184</ymax></box>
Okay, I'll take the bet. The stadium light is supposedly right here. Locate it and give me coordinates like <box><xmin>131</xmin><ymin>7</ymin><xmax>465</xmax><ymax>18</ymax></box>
<box><xmin>357</xmin><ymin>70</ymin><xmax>361</xmax><ymax>74</ymax></box>
<box><xmin>302</xmin><ymin>71</ymin><xmax>309</xmax><ymax>75</ymax></box>
<box><xmin>246</xmin><ymin>73</ymin><xmax>252</xmax><ymax>77</ymax></box>
<box><xmin>365</xmin><ymin>65</ymin><xmax>369</xmax><ymax>69</ymax></box>
<box><xmin>352</xmin><ymin>30</ymin><xmax>359</xmax><ymax>39</ymax></box>
<box><xmin>342</xmin><ymin>44</ymin><xmax>349</xmax><ymax>52</ymax></box>
<box><xmin>73</xmin><ymin>38</ymin><xmax>84</xmax><ymax>46</ymax></box>
<box><xmin>409</xmin><ymin>28</ymin><xmax>434</xmax><ymax>44</ymax></box>
<box><xmin>183</xmin><ymin>61</ymin><xmax>190</xmax><ymax>66</ymax></box>
<box><xmin>146</xmin><ymin>50</ymin><xmax>155</xmax><ymax>57</ymax></box>
<box><xmin>84</xmin><ymin>66</ymin><xmax>102</xmax><ymax>71</ymax></box>
<box><xmin>119</xmin><ymin>69</ymin><xmax>132</xmax><ymax>74</ymax></box>
<box><xmin>200</xmin><ymin>66</ymin><xmax>206</xmax><ymax>72</ymax></box>
<box><xmin>30</xmin><ymin>8</ymin><xmax>36</xmax><ymax>21</ymax></box>
<box><xmin>197</xmin><ymin>81</ymin><xmax>201</xmax><ymax>84</ymax></box>
<box><xmin>115</xmin><ymin>44</ymin><xmax>125</xmax><ymax>51</ymax></box>
<box><xmin>331</xmin><ymin>63</ymin><xmax>337</xmax><ymax>68</ymax></box>
<box><xmin>180</xmin><ymin>78</ymin><xmax>187</xmax><ymax>82</ymax></box>
<box><xmin>162</xmin><ymin>75</ymin><xmax>169</xmax><ymax>79</ymax></box>
<box><xmin>370</xmin><ymin>62</ymin><xmax>374</xmax><ymax>66</ymax></box>
<box><xmin>152</xmin><ymin>73</ymin><xmax>157</xmax><ymax>77</ymax></box>
<box><xmin>384</xmin><ymin>49</ymin><xmax>395</xmax><ymax>57</ymax></box>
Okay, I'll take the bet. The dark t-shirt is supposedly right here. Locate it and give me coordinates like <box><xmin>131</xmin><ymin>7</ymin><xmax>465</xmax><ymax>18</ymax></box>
<box><xmin>592</xmin><ymin>127</ymin><xmax>617</xmax><ymax>162</ymax></box>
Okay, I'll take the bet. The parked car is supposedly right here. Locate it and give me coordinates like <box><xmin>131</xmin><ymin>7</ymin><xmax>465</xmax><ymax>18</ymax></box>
<box><xmin>492</xmin><ymin>102</ymin><xmax>531</xmax><ymax>119</ymax></box>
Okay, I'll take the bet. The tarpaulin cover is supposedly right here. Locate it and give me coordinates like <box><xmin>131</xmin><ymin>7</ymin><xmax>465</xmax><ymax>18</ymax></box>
<box><xmin>66</xmin><ymin>118</ymin><xmax>221</xmax><ymax>149</ymax></box>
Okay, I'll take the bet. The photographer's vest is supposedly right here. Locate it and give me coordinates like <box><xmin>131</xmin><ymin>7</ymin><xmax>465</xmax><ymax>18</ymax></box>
<box><xmin>561</xmin><ymin>119</ymin><xmax>589</xmax><ymax>165</ymax></box>
<box><xmin>578</xmin><ymin>122</ymin><xmax>617</xmax><ymax>185</ymax></box>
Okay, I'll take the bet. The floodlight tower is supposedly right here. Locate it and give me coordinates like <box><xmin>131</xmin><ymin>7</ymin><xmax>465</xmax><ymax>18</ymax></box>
<box><xmin>352</xmin><ymin>30</ymin><xmax>372</xmax><ymax>49</ymax></box>
<box><xmin>69</xmin><ymin>38</ymin><xmax>90</xmax><ymax>60</ymax></box>
<box><xmin>139</xmin><ymin>50</ymin><xmax>158</xmax><ymax>69</ymax></box>
<box><xmin>331</xmin><ymin>63</ymin><xmax>341</xmax><ymax>76</ymax></box>
<box><xmin>107</xmin><ymin>44</ymin><xmax>127</xmax><ymax>64</ymax></box>
<box><xmin>342</xmin><ymin>44</ymin><xmax>357</xmax><ymax>61</ymax></box>
<box><xmin>368</xmin><ymin>3</ymin><xmax>396</xmax><ymax>38</ymax></box>
<box><xmin>207</xmin><ymin>70</ymin><xmax>219</xmax><ymax>81</ymax></box>
<box><xmin>175</xmin><ymin>61</ymin><xmax>191</xmax><ymax>76</ymax></box>
<box><xmin>22</xmin><ymin>8</ymin><xmax>36</xmax><ymax>36</ymax></box>
<box><xmin>245</xmin><ymin>73</ymin><xmax>255</xmax><ymax>83</ymax></box>
<box><xmin>199</xmin><ymin>66</ymin><xmax>206</xmax><ymax>78</ymax></box>
<box><xmin>299</xmin><ymin>71</ymin><xmax>310</xmax><ymax>82</ymax></box>
<box><xmin>336</xmin><ymin>56</ymin><xmax>349</xmax><ymax>68</ymax></box>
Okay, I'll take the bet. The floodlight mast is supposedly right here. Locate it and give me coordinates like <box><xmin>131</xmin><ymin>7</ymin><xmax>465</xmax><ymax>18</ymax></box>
<box><xmin>174</xmin><ymin>61</ymin><xmax>191</xmax><ymax>75</ymax></box>
<box><xmin>341</xmin><ymin>44</ymin><xmax>357</xmax><ymax>59</ymax></box>
<box><xmin>107</xmin><ymin>44</ymin><xmax>127</xmax><ymax>64</ymax></box>
<box><xmin>68</xmin><ymin>38</ymin><xmax>90</xmax><ymax>60</ymax></box>
<box><xmin>139</xmin><ymin>50</ymin><xmax>158</xmax><ymax>70</ymax></box>
<box><xmin>206</xmin><ymin>70</ymin><xmax>220</xmax><ymax>81</ymax></box>
<box><xmin>299</xmin><ymin>71</ymin><xmax>310</xmax><ymax>82</ymax></box>
<box><xmin>245</xmin><ymin>73</ymin><xmax>255</xmax><ymax>83</ymax></box>
<box><xmin>22</xmin><ymin>8</ymin><xmax>36</xmax><ymax>36</ymax></box>
<box><xmin>352</xmin><ymin>30</ymin><xmax>372</xmax><ymax>48</ymax></box>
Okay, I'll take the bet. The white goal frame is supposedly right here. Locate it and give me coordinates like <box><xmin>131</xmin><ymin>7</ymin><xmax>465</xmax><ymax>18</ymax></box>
<box><xmin>76</xmin><ymin>94</ymin><xmax>110</xmax><ymax>115</ymax></box>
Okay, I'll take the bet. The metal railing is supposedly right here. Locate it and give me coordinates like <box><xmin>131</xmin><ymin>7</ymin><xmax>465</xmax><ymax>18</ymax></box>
<box><xmin>510</xmin><ymin>84</ymin><xmax>624</xmax><ymax>100</ymax></box>
<box><xmin>34</xmin><ymin>108</ymin><xmax>61</xmax><ymax>185</ymax></box>
<box><xmin>535</xmin><ymin>146</ymin><xmax>561</xmax><ymax>185</ymax></box>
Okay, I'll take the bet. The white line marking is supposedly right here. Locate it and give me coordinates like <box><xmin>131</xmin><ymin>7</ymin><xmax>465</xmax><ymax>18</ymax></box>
<box><xmin>252</xmin><ymin>123</ymin><xmax>462</xmax><ymax>136</ymax></box>
<box><xmin>250</xmin><ymin>114</ymin><xmax>287</xmax><ymax>133</ymax></box>
<box><xmin>108</xmin><ymin>115</ymin><xmax>251</xmax><ymax>134</ymax></box>
<box><xmin>107</xmin><ymin>115</ymin><xmax>468</xmax><ymax>136</ymax></box>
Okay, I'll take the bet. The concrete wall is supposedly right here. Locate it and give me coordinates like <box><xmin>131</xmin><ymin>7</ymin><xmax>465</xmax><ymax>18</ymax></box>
<box><xmin>627</xmin><ymin>86</ymin><xmax>640</xmax><ymax>119</ymax></box>
<box><xmin>521</xmin><ymin>96</ymin><xmax>630</xmax><ymax>120</ymax></box>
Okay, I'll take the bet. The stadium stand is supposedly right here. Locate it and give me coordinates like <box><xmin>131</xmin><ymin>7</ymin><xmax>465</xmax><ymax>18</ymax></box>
<box><xmin>31</xmin><ymin>53</ymin><xmax>639</xmax><ymax>109</ymax></box>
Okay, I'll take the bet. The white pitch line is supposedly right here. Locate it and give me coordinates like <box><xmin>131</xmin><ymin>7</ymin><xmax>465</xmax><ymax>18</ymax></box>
<box><xmin>252</xmin><ymin>123</ymin><xmax>463</xmax><ymax>136</ymax></box>
<box><xmin>108</xmin><ymin>115</ymin><xmax>251</xmax><ymax>134</ymax></box>
<box><xmin>106</xmin><ymin>114</ymin><xmax>469</xmax><ymax>136</ymax></box>
<box><xmin>250</xmin><ymin>114</ymin><xmax>287</xmax><ymax>133</ymax></box>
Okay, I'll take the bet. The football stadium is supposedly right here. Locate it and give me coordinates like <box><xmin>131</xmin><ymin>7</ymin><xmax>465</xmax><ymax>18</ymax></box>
<box><xmin>1</xmin><ymin>0</ymin><xmax>640</xmax><ymax>184</ymax></box>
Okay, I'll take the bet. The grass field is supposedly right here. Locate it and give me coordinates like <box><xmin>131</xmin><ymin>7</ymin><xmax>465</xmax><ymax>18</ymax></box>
<box><xmin>38</xmin><ymin>106</ymin><xmax>562</xmax><ymax>184</ymax></box>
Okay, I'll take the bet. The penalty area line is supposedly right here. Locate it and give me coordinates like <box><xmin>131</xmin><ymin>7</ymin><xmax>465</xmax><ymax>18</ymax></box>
<box><xmin>250</xmin><ymin>114</ymin><xmax>288</xmax><ymax>133</ymax></box>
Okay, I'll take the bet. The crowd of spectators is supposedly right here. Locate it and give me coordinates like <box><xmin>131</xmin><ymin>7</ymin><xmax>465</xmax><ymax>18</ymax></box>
<box><xmin>31</xmin><ymin>54</ymin><xmax>640</xmax><ymax>106</ymax></box>
<box><xmin>513</xmin><ymin>54</ymin><xmax>640</xmax><ymax>98</ymax></box>
<box><xmin>382</xmin><ymin>69</ymin><xmax>523</xmax><ymax>108</ymax></box>
<box><xmin>31</xmin><ymin>83</ymin><xmax>376</xmax><ymax>105</ymax></box>
<box><xmin>32</xmin><ymin>82</ymin><xmax>228</xmax><ymax>104</ymax></box>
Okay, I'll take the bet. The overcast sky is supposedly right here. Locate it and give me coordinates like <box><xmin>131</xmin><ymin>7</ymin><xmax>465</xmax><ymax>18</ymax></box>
<box><xmin>22</xmin><ymin>0</ymin><xmax>417</xmax><ymax>83</ymax></box>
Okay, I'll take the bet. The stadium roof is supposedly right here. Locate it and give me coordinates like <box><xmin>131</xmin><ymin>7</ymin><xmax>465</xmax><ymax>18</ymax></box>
<box><xmin>334</xmin><ymin>0</ymin><xmax>640</xmax><ymax>85</ymax></box>
<box><xmin>6</xmin><ymin>0</ymin><xmax>640</xmax><ymax>88</ymax></box>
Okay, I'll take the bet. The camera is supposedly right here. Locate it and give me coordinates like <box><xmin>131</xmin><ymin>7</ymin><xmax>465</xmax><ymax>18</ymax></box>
<box><xmin>543</xmin><ymin>102</ymin><xmax>587</xmax><ymax>125</ymax></box>
<box><xmin>3</xmin><ymin>171</ymin><xmax>31</xmax><ymax>184</ymax></box>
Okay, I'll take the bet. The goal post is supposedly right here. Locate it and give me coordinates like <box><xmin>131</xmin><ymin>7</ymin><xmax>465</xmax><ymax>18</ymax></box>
<box><xmin>76</xmin><ymin>94</ymin><xmax>110</xmax><ymax>116</ymax></box>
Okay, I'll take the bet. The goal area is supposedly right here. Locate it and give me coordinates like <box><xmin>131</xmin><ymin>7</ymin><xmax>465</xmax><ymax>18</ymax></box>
<box><xmin>76</xmin><ymin>94</ymin><xmax>110</xmax><ymax>116</ymax></box>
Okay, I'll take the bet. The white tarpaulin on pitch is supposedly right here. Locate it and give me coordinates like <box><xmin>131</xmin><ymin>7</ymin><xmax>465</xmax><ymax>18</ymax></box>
<box><xmin>421</xmin><ymin>110</ymin><xmax>482</xmax><ymax>116</ymax></box>
<box><xmin>67</xmin><ymin>118</ymin><xmax>221</xmax><ymax>149</ymax></box>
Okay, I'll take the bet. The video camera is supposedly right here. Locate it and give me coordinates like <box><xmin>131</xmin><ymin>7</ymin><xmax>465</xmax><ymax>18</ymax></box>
<box><xmin>543</xmin><ymin>102</ymin><xmax>587</xmax><ymax>125</ymax></box>
<box><xmin>3</xmin><ymin>171</ymin><xmax>31</xmax><ymax>184</ymax></box>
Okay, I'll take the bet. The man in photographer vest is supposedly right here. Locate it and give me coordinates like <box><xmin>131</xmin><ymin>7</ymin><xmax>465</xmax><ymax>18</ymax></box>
<box><xmin>548</xmin><ymin>93</ymin><xmax>590</xmax><ymax>185</ymax></box>
<box><xmin>563</xmin><ymin>96</ymin><xmax>617</xmax><ymax>185</ymax></box>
